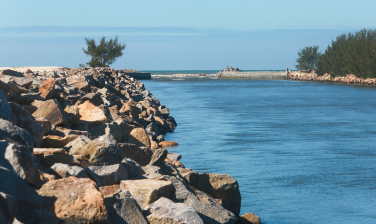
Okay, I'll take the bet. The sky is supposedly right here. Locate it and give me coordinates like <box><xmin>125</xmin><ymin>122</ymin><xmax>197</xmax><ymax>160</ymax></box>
<box><xmin>1</xmin><ymin>0</ymin><xmax>375</xmax><ymax>70</ymax></box>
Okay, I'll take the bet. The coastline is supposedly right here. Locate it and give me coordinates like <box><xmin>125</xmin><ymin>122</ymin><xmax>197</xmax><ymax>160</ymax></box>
<box><xmin>0</xmin><ymin>67</ymin><xmax>259</xmax><ymax>223</ymax></box>
<box><xmin>287</xmin><ymin>70</ymin><xmax>376</xmax><ymax>85</ymax></box>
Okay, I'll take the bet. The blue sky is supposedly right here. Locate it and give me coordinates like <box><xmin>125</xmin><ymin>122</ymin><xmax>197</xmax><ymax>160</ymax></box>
<box><xmin>1</xmin><ymin>0</ymin><xmax>375</xmax><ymax>70</ymax></box>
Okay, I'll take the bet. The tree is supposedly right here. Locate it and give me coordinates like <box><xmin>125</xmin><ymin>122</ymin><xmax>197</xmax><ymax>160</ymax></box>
<box><xmin>81</xmin><ymin>36</ymin><xmax>126</xmax><ymax>67</ymax></box>
<box><xmin>295</xmin><ymin>46</ymin><xmax>321</xmax><ymax>72</ymax></box>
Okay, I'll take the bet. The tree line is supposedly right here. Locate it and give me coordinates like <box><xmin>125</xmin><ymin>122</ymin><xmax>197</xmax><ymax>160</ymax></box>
<box><xmin>296</xmin><ymin>29</ymin><xmax>376</xmax><ymax>78</ymax></box>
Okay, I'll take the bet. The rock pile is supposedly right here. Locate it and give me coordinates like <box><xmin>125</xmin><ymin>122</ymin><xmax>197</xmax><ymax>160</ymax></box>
<box><xmin>287</xmin><ymin>71</ymin><xmax>376</xmax><ymax>85</ymax></box>
<box><xmin>0</xmin><ymin>67</ymin><xmax>259</xmax><ymax>223</ymax></box>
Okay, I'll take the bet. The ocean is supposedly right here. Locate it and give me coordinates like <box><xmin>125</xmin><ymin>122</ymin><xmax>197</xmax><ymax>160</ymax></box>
<box><xmin>142</xmin><ymin>71</ymin><xmax>376</xmax><ymax>224</ymax></box>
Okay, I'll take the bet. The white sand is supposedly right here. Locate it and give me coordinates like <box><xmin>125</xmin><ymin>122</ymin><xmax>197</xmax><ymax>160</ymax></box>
<box><xmin>0</xmin><ymin>66</ymin><xmax>62</xmax><ymax>73</ymax></box>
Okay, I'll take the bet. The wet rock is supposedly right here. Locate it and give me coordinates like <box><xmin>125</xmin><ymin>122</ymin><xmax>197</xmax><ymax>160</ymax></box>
<box><xmin>0</xmin><ymin>118</ymin><xmax>34</xmax><ymax>150</ymax></box>
<box><xmin>128</xmin><ymin>127</ymin><xmax>151</xmax><ymax>148</ymax></box>
<box><xmin>88</xmin><ymin>163</ymin><xmax>128</xmax><ymax>186</ymax></box>
<box><xmin>32</xmin><ymin>99</ymin><xmax>67</xmax><ymax>126</ymax></box>
<box><xmin>100</xmin><ymin>186</ymin><xmax>148</xmax><ymax>224</ymax></box>
<box><xmin>159</xmin><ymin>141</ymin><xmax>179</xmax><ymax>148</ymax></box>
<box><xmin>69</xmin><ymin>134</ymin><xmax>125</xmax><ymax>166</ymax></box>
<box><xmin>145</xmin><ymin>197</ymin><xmax>204</xmax><ymax>224</ymax></box>
<box><xmin>0</xmin><ymin>140</ymin><xmax>41</xmax><ymax>188</ymax></box>
<box><xmin>237</xmin><ymin>213</ymin><xmax>261</xmax><ymax>224</ymax></box>
<box><xmin>37</xmin><ymin>176</ymin><xmax>108</xmax><ymax>223</ymax></box>
<box><xmin>120</xmin><ymin>179</ymin><xmax>175</xmax><ymax>209</ymax></box>
<box><xmin>119</xmin><ymin>143</ymin><xmax>152</xmax><ymax>166</ymax></box>
<box><xmin>38</xmin><ymin>78</ymin><xmax>55</xmax><ymax>99</ymax></box>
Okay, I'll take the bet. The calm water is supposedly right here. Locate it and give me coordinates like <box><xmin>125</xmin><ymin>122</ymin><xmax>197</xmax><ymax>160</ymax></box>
<box><xmin>142</xmin><ymin>77</ymin><xmax>376</xmax><ymax>224</ymax></box>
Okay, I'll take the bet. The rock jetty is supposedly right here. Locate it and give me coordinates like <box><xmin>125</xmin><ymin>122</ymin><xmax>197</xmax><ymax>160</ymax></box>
<box><xmin>287</xmin><ymin>70</ymin><xmax>376</xmax><ymax>85</ymax></box>
<box><xmin>0</xmin><ymin>67</ymin><xmax>259</xmax><ymax>223</ymax></box>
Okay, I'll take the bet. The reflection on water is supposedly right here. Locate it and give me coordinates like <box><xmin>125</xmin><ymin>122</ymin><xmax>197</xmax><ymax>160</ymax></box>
<box><xmin>142</xmin><ymin>78</ymin><xmax>376</xmax><ymax>224</ymax></box>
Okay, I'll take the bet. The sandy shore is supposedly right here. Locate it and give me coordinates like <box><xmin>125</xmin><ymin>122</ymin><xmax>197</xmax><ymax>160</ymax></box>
<box><xmin>0</xmin><ymin>66</ymin><xmax>62</xmax><ymax>73</ymax></box>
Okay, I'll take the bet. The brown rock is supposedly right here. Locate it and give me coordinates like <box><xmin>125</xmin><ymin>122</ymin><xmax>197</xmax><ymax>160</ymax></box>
<box><xmin>128</xmin><ymin>127</ymin><xmax>151</xmax><ymax>148</ymax></box>
<box><xmin>149</xmin><ymin>148</ymin><xmax>168</xmax><ymax>166</ymax></box>
<box><xmin>32</xmin><ymin>99</ymin><xmax>67</xmax><ymax>126</ymax></box>
<box><xmin>37</xmin><ymin>177</ymin><xmax>108</xmax><ymax>223</ymax></box>
<box><xmin>237</xmin><ymin>213</ymin><xmax>261</xmax><ymax>224</ymax></box>
<box><xmin>78</xmin><ymin>101</ymin><xmax>108</xmax><ymax>125</ymax></box>
<box><xmin>119</xmin><ymin>143</ymin><xmax>152</xmax><ymax>166</ymax></box>
<box><xmin>120</xmin><ymin>179</ymin><xmax>175</xmax><ymax>209</ymax></box>
<box><xmin>158</xmin><ymin>141</ymin><xmax>178</xmax><ymax>147</ymax></box>
<box><xmin>38</xmin><ymin>78</ymin><xmax>55</xmax><ymax>99</ymax></box>
<box><xmin>33</xmin><ymin>148</ymin><xmax>74</xmax><ymax>168</ymax></box>
<box><xmin>66</xmin><ymin>75</ymin><xmax>89</xmax><ymax>92</ymax></box>
<box><xmin>42</xmin><ymin>134</ymin><xmax>79</xmax><ymax>148</ymax></box>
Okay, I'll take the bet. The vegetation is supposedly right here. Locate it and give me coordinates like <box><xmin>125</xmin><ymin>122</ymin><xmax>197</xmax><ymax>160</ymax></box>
<box><xmin>296</xmin><ymin>29</ymin><xmax>376</xmax><ymax>78</ymax></box>
<box><xmin>316</xmin><ymin>29</ymin><xmax>376</xmax><ymax>78</ymax></box>
<box><xmin>81</xmin><ymin>36</ymin><xmax>126</xmax><ymax>67</ymax></box>
<box><xmin>295</xmin><ymin>46</ymin><xmax>321</xmax><ymax>72</ymax></box>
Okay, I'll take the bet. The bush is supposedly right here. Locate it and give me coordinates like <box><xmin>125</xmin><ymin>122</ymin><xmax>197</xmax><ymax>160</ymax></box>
<box><xmin>81</xmin><ymin>36</ymin><xmax>126</xmax><ymax>67</ymax></box>
<box><xmin>295</xmin><ymin>46</ymin><xmax>321</xmax><ymax>72</ymax></box>
<box><xmin>316</xmin><ymin>29</ymin><xmax>376</xmax><ymax>78</ymax></box>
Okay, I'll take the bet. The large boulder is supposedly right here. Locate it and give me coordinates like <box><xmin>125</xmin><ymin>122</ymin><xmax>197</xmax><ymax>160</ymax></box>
<box><xmin>0</xmin><ymin>89</ymin><xmax>17</xmax><ymax>123</ymax></box>
<box><xmin>145</xmin><ymin>197</ymin><xmax>204</xmax><ymax>224</ymax></box>
<box><xmin>69</xmin><ymin>134</ymin><xmax>125</xmax><ymax>166</ymax></box>
<box><xmin>32</xmin><ymin>99</ymin><xmax>67</xmax><ymax>126</ymax></box>
<box><xmin>0</xmin><ymin>166</ymin><xmax>43</xmax><ymax>223</ymax></box>
<box><xmin>184</xmin><ymin>172</ymin><xmax>241</xmax><ymax>216</ymax></box>
<box><xmin>64</xmin><ymin>105</ymin><xmax>81</xmax><ymax>124</ymax></box>
<box><xmin>121</xmin><ymin>158</ymin><xmax>143</xmax><ymax>179</ymax></box>
<box><xmin>88</xmin><ymin>163</ymin><xmax>128</xmax><ymax>186</ymax></box>
<box><xmin>119</xmin><ymin>143</ymin><xmax>152</xmax><ymax>166</ymax></box>
<box><xmin>0</xmin><ymin>140</ymin><xmax>41</xmax><ymax>188</ymax></box>
<box><xmin>120</xmin><ymin>179</ymin><xmax>175</xmax><ymax>209</ymax></box>
<box><xmin>149</xmin><ymin>148</ymin><xmax>168</xmax><ymax>166</ymax></box>
<box><xmin>127</xmin><ymin>127</ymin><xmax>151</xmax><ymax>148</ymax></box>
<box><xmin>66</xmin><ymin>75</ymin><xmax>89</xmax><ymax>92</ymax></box>
<box><xmin>77</xmin><ymin>101</ymin><xmax>108</xmax><ymax>126</ymax></box>
<box><xmin>0</xmin><ymin>192</ymin><xmax>17</xmax><ymax>224</ymax></box>
<box><xmin>0</xmin><ymin>118</ymin><xmax>34</xmax><ymax>150</ymax></box>
<box><xmin>100</xmin><ymin>186</ymin><xmax>148</xmax><ymax>224</ymax></box>
<box><xmin>165</xmin><ymin>175</ymin><xmax>237</xmax><ymax>224</ymax></box>
<box><xmin>89</xmin><ymin>122</ymin><xmax>122</xmax><ymax>142</ymax></box>
<box><xmin>9</xmin><ymin>102</ymin><xmax>44</xmax><ymax>147</ymax></box>
<box><xmin>37</xmin><ymin>177</ymin><xmax>108</xmax><ymax>223</ymax></box>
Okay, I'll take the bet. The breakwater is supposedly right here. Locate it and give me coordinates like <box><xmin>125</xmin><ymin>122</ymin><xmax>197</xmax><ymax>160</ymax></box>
<box><xmin>287</xmin><ymin>71</ymin><xmax>376</xmax><ymax>85</ymax></box>
<box><xmin>0</xmin><ymin>67</ymin><xmax>259</xmax><ymax>223</ymax></box>
<box><xmin>215</xmin><ymin>71</ymin><xmax>286</xmax><ymax>80</ymax></box>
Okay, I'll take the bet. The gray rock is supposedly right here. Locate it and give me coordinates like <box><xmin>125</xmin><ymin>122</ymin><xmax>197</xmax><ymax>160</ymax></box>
<box><xmin>0</xmin><ymin>192</ymin><xmax>17</xmax><ymax>224</ymax></box>
<box><xmin>184</xmin><ymin>173</ymin><xmax>241</xmax><ymax>216</ymax></box>
<box><xmin>142</xmin><ymin>165</ymin><xmax>164</xmax><ymax>179</ymax></box>
<box><xmin>103</xmin><ymin>188</ymin><xmax>148</xmax><ymax>224</ymax></box>
<box><xmin>158</xmin><ymin>105</ymin><xmax>170</xmax><ymax>118</ymax></box>
<box><xmin>165</xmin><ymin>176</ymin><xmax>237</xmax><ymax>224</ymax></box>
<box><xmin>89</xmin><ymin>121</ymin><xmax>122</xmax><ymax>142</ymax></box>
<box><xmin>88</xmin><ymin>163</ymin><xmax>128</xmax><ymax>186</ymax></box>
<box><xmin>167</xmin><ymin>153</ymin><xmax>182</xmax><ymax>162</ymax></box>
<box><xmin>9</xmin><ymin>102</ymin><xmax>44</xmax><ymax>147</ymax></box>
<box><xmin>0</xmin><ymin>89</ymin><xmax>16</xmax><ymax>123</ymax></box>
<box><xmin>119</xmin><ymin>143</ymin><xmax>153</xmax><ymax>166</ymax></box>
<box><xmin>0</xmin><ymin>118</ymin><xmax>34</xmax><ymax>151</ymax></box>
<box><xmin>0</xmin><ymin>166</ymin><xmax>43</xmax><ymax>224</ymax></box>
<box><xmin>49</xmin><ymin>163</ymin><xmax>88</xmax><ymax>178</ymax></box>
<box><xmin>145</xmin><ymin>197</ymin><xmax>204</xmax><ymax>224</ymax></box>
<box><xmin>11</xmin><ymin>92</ymin><xmax>43</xmax><ymax>104</ymax></box>
<box><xmin>150</xmin><ymin>148</ymin><xmax>168</xmax><ymax>166</ymax></box>
<box><xmin>69</xmin><ymin>134</ymin><xmax>125</xmax><ymax>166</ymax></box>
<box><xmin>0</xmin><ymin>140</ymin><xmax>41</xmax><ymax>188</ymax></box>
<box><xmin>121</xmin><ymin>158</ymin><xmax>143</xmax><ymax>179</ymax></box>
<box><xmin>75</xmin><ymin>92</ymin><xmax>104</xmax><ymax>106</ymax></box>
<box><xmin>33</xmin><ymin>148</ymin><xmax>74</xmax><ymax>168</ymax></box>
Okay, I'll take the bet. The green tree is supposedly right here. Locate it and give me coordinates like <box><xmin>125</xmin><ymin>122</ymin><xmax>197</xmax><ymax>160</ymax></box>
<box><xmin>81</xmin><ymin>36</ymin><xmax>126</xmax><ymax>67</ymax></box>
<box><xmin>295</xmin><ymin>46</ymin><xmax>321</xmax><ymax>72</ymax></box>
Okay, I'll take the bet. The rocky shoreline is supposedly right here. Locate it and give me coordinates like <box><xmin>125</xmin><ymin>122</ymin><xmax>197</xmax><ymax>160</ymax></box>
<box><xmin>0</xmin><ymin>67</ymin><xmax>260</xmax><ymax>224</ymax></box>
<box><xmin>287</xmin><ymin>71</ymin><xmax>376</xmax><ymax>85</ymax></box>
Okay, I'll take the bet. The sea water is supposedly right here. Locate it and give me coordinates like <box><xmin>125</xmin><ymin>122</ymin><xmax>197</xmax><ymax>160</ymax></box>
<box><xmin>142</xmin><ymin>73</ymin><xmax>376</xmax><ymax>224</ymax></box>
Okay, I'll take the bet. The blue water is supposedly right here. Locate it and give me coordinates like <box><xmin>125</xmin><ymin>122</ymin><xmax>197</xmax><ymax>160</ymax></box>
<box><xmin>142</xmin><ymin>77</ymin><xmax>376</xmax><ymax>224</ymax></box>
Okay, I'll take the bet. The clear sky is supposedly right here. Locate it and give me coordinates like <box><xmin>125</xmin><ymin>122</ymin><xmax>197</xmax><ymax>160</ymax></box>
<box><xmin>1</xmin><ymin>0</ymin><xmax>375</xmax><ymax>70</ymax></box>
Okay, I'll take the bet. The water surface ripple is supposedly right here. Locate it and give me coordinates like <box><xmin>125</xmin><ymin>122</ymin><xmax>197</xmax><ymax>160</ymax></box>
<box><xmin>142</xmin><ymin>78</ymin><xmax>376</xmax><ymax>224</ymax></box>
